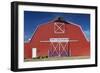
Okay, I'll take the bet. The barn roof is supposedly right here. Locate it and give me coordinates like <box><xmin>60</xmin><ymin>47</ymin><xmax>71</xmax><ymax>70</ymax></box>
<box><xmin>54</xmin><ymin>16</ymin><xmax>70</xmax><ymax>24</ymax></box>
<box><xmin>24</xmin><ymin>17</ymin><xmax>84</xmax><ymax>43</ymax></box>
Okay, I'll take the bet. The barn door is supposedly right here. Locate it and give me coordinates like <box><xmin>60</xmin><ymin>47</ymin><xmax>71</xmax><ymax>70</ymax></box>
<box><xmin>32</xmin><ymin>48</ymin><xmax>37</xmax><ymax>58</ymax></box>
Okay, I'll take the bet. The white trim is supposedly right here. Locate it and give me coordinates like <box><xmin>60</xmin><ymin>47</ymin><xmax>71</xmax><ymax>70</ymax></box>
<box><xmin>50</xmin><ymin>38</ymin><xmax>69</xmax><ymax>42</ymax></box>
<box><xmin>40</xmin><ymin>40</ymin><xmax>78</xmax><ymax>43</ymax></box>
<box><xmin>54</xmin><ymin>22</ymin><xmax>65</xmax><ymax>34</ymax></box>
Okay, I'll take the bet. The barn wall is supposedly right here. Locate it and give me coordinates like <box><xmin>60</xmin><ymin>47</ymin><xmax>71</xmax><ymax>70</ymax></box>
<box><xmin>24</xmin><ymin>21</ymin><xmax>90</xmax><ymax>59</ymax></box>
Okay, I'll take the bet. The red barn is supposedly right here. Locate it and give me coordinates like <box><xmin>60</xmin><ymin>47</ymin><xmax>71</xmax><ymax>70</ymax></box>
<box><xmin>24</xmin><ymin>17</ymin><xmax>90</xmax><ymax>59</ymax></box>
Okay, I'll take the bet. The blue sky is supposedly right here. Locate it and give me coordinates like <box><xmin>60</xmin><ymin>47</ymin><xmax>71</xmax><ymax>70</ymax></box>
<box><xmin>24</xmin><ymin>11</ymin><xmax>90</xmax><ymax>41</ymax></box>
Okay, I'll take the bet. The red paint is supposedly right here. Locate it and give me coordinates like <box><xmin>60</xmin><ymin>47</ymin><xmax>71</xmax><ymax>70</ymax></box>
<box><xmin>24</xmin><ymin>18</ymin><xmax>90</xmax><ymax>59</ymax></box>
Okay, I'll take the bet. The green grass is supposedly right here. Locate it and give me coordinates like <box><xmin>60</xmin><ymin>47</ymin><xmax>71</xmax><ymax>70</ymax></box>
<box><xmin>24</xmin><ymin>56</ymin><xmax>90</xmax><ymax>62</ymax></box>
